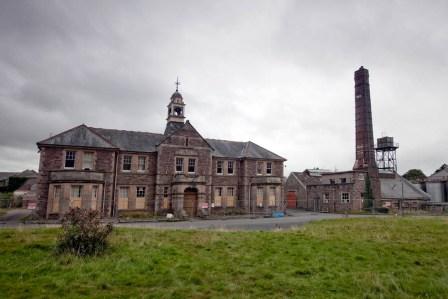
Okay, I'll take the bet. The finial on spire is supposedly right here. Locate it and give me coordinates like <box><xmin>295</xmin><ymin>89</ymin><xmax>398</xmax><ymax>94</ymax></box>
<box><xmin>175</xmin><ymin>77</ymin><xmax>180</xmax><ymax>92</ymax></box>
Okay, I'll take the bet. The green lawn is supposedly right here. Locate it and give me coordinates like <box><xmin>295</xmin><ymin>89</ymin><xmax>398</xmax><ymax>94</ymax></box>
<box><xmin>1</xmin><ymin>217</ymin><xmax>448</xmax><ymax>298</ymax></box>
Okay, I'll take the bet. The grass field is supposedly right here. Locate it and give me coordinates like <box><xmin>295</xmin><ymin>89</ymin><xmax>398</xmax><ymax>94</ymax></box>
<box><xmin>1</xmin><ymin>217</ymin><xmax>448</xmax><ymax>298</ymax></box>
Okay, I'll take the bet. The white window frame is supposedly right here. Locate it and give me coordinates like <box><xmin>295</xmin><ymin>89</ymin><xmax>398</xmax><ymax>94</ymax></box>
<box><xmin>341</xmin><ymin>192</ymin><xmax>350</xmax><ymax>203</ymax></box>
<box><xmin>175</xmin><ymin>157</ymin><xmax>184</xmax><ymax>173</ymax></box>
<box><xmin>65</xmin><ymin>151</ymin><xmax>76</xmax><ymax>169</ymax></box>
<box><xmin>123</xmin><ymin>155</ymin><xmax>132</xmax><ymax>172</ymax></box>
<box><xmin>266</xmin><ymin>162</ymin><xmax>272</xmax><ymax>175</ymax></box>
<box><xmin>188</xmin><ymin>158</ymin><xmax>196</xmax><ymax>174</ymax></box>
<box><xmin>138</xmin><ymin>156</ymin><xmax>146</xmax><ymax>172</ymax></box>
<box><xmin>227</xmin><ymin>161</ymin><xmax>234</xmax><ymax>175</ymax></box>
<box><xmin>216</xmin><ymin>160</ymin><xmax>223</xmax><ymax>175</ymax></box>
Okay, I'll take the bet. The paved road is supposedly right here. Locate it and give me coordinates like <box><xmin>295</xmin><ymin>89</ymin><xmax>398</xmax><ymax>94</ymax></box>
<box><xmin>0</xmin><ymin>210</ymin><xmax>374</xmax><ymax>231</ymax></box>
<box><xmin>0</xmin><ymin>208</ymin><xmax>31</xmax><ymax>222</ymax></box>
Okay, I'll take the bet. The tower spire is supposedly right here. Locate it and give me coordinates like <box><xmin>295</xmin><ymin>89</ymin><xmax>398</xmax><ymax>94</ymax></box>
<box><xmin>175</xmin><ymin>77</ymin><xmax>180</xmax><ymax>92</ymax></box>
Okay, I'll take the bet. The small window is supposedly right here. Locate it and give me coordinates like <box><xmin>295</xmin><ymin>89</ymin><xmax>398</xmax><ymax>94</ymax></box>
<box><xmin>266</xmin><ymin>162</ymin><xmax>272</xmax><ymax>175</ymax></box>
<box><xmin>82</xmin><ymin>152</ymin><xmax>94</xmax><ymax>170</ymax></box>
<box><xmin>138</xmin><ymin>156</ymin><xmax>146</xmax><ymax>171</ymax></box>
<box><xmin>123</xmin><ymin>155</ymin><xmax>132</xmax><ymax>171</ymax></box>
<box><xmin>341</xmin><ymin>178</ymin><xmax>347</xmax><ymax>184</ymax></box>
<box><xmin>227</xmin><ymin>161</ymin><xmax>234</xmax><ymax>174</ymax></box>
<box><xmin>188</xmin><ymin>158</ymin><xmax>196</xmax><ymax>173</ymax></box>
<box><xmin>137</xmin><ymin>187</ymin><xmax>146</xmax><ymax>198</ymax></box>
<box><xmin>256</xmin><ymin>187</ymin><xmax>264</xmax><ymax>207</ymax></box>
<box><xmin>257</xmin><ymin>161</ymin><xmax>263</xmax><ymax>175</ymax></box>
<box><xmin>323</xmin><ymin>192</ymin><xmax>330</xmax><ymax>203</ymax></box>
<box><xmin>341</xmin><ymin>192</ymin><xmax>350</xmax><ymax>203</ymax></box>
<box><xmin>176</xmin><ymin>157</ymin><xmax>184</xmax><ymax>172</ymax></box>
<box><xmin>214</xmin><ymin>187</ymin><xmax>222</xmax><ymax>207</ymax></box>
<box><xmin>65</xmin><ymin>151</ymin><xmax>76</xmax><ymax>168</ymax></box>
<box><xmin>216</xmin><ymin>161</ymin><xmax>223</xmax><ymax>174</ymax></box>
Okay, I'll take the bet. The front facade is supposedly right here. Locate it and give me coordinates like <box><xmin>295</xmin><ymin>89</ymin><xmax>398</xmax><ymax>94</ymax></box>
<box><xmin>36</xmin><ymin>89</ymin><xmax>286</xmax><ymax>219</ymax></box>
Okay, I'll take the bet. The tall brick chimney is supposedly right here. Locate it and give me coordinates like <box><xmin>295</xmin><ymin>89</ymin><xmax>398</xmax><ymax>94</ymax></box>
<box><xmin>353</xmin><ymin>66</ymin><xmax>376</xmax><ymax>171</ymax></box>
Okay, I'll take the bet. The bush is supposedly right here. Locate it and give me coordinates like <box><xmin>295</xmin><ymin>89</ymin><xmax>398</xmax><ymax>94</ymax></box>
<box><xmin>56</xmin><ymin>208</ymin><xmax>113</xmax><ymax>256</ymax></box>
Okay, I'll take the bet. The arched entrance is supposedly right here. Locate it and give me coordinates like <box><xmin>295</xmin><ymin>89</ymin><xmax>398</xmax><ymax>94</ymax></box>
<box><xmin>183</xmin><ymin>187</ymin><xmax>198</xmax><ymax>217</ymax></box>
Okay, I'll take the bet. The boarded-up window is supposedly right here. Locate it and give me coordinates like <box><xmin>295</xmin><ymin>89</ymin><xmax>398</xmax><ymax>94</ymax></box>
<box><xmin>118</xmin><ymin>187</ymin><xmax>129</xmax><ymax>209</ymax></box>
<box><xmin>52</xmin><ymin>185</ymin><xmax>61</xmax><ymax>213</ymax></box>
<box><xmin>70</xmin><ymin>185</ymin><xmax>82</xmax><ymax>208</ymax></box>
<box><xmin>91</xmin><ymin>185</ymin><xmax>98</xmax><ymax>210</ymax></box>
<box><xmin>226</xmin><ymin>187</ymin><xmax>235</xmax><ymax>207</ymax></box>
<box><xmin>257</xmin><ymin>162</ymin><xmax>263</xmax><ymax>175</ymax></box>
<box><xmin>256</xmin><ymin>187</ymin><xmax>264</xmax><ymax>207</ymax></box>
<box><xmin>136</xmin><ymin>187</ymin><xmax>145</xmax><ymax>209</ymax></box>
<box><xmin>214</xmin><ymin>187</ymin><xmax>222</xmax><ymax>207</ymax></box>
<box><xmin>268</xmin><ymin>187</ymin><xmax>276</xmax><ymax>206</ymax></box>
<box><xmin>162</xmin><ymin>187</ymin><xmax>169</xmax><ymax>209</ymax></box>
<box><xmin>83</xmin><ymin>152</ymin><xmax>94</xmax><ymax>170</ymax></box>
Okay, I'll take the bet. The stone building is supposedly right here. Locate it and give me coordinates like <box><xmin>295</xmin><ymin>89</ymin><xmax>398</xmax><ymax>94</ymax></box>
<box><xmin>36</xmin><ymin>88</ymin><xmax>286</xmax><ymax>218</ymax></box>
<box><xmin>286</xmin><ymin>67</ymin><xmax>430</xmax><ymax>212</ymax></box>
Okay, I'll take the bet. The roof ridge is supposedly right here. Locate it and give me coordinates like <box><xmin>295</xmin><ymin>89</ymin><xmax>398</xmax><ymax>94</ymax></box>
<box><xmin>89</xmin><ymin>126</ymin><xmax>164</xmax><ymax>136</ymax></box>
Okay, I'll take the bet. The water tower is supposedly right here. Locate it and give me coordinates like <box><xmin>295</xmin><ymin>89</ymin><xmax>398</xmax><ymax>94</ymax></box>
<box><xmin>375</xmin><ymin>136</ymin><xmax>399</xmax><ymax>172</ymax></box>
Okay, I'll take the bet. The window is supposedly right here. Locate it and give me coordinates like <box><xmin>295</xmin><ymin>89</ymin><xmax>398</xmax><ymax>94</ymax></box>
<box><xmin>266</xmin><ymin>162</ymin><xmax>272</xmax><ymax>175</ymax></box>
<box><xmin>257</xmin><ymin>161</ymin><xmax>263</xmax><ymax>175</ymax></box>
<box><xmin>341</xmin><ymin>192</ymin><xmax>350</xmax><ymax>203</ymax></box>
<box><xmin>52</xmin><ymin>185</ymin><xmax>61</xmax><ymax>213</ymax></box>
<box><xmin>176</xmin><ymin>157</ymin><xmax>184</xmax><ymax>173</ymax></box>
<box><xmin>138</xmin><ymin>156</ymin><xmax>146</xmax><ymax>171</ymax></box>
<box><xmin>268</xmin><ymin>187</ymin><xmax>276</xmax><ymax>206</ymax></box>
<box><xmin>214</xmin><ymin>187</ymin><xmax>222</xmax><ymax>207</ymax></box>
<box><xmin>340</xmin><ymin>178</ymin><xmax>347</xmax><ymax>184</ymax></box>
<box><xmin>91</xmin><ymin>185</ymin><xmax>98</xmax><ymax>210</ymax></box>
<box><xmin>323</xmin><ymin>192</ymin><xmax>330</xmax><ymax>203</ymax></box>
<box><xmin>65</xmin><ymin>151</ymin><xmax>76</xmax><ymax>168</ymax></box>
<box><xmin>256</xmin><ymin>187</ymin><xmax>264</xmax><ymax>207</ymax></box>
<box><xmin>118</xmin><ymin>187</ymin><xmax>129</xmax><ymax>209</ymax></box>
<box><xmin>123</xmin><ymin>155</ymin><xmax>132</xmax><ymax>171</ymax></box>
<box><xmin>137</xmin><ymin>187</ymin><xmax>146</xmax><ymax>197</ymax></box>
<box><xmin>70</xmin><ymin>185</ymin><xmax>82</xmax><ymax>208</ymax></box>
<box><xmin>330</xmin><ymin>179</ymin><xmax>335</xmax><ymax>185</ymax></box>
<box><xmin>227</xmin><ymin>161</ymin><xmax>234</xmax><ymax>175</ymax></box>
<box><xmin>185</xmin><ymin>138</ymin><xmax>189</xmax><ymax>147</ymax></box>
<box><xmin>188</xmin><ymin>158</ymin><xmax>196</xmax><ymax>173</ymax></box>
<box><xmin>162</xmin><ymin>187</ymin><xmax>169</xmax><ymax>209</ymax></box>
<box><xmin>136</xmin><ymin>187</ymin><xmax>145</xmax><ymax>209</ymax></box>
<box><xmin>82</xmin><ymin>152</ymin><xmax>94</xmax><ymax>170</ymax></box>
<box><xmin>227</xmin><ymin>187</ymin><xmax>235</xmax><ymax>207</ymax></box>
<box><xmin>216</xmin><ymin>161</ymin><xmax>223</xmax><ymax>174</ymax></box>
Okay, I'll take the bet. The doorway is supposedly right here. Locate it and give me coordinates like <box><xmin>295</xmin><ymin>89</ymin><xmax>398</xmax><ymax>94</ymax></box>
<box><xmin>184</xmin><ymin>187</ymin><xmax>198</xmax><ymax>217</ymax></box>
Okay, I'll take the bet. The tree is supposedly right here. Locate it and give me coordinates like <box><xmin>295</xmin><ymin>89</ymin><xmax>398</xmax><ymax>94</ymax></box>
<box><xmin>402</xmin><ymin>169</ymin><xmax>426</xmax><ymax>183</ymax></box>
<box><xmin>363</xmin><ymin>174</ymin><xmax>374</xmax><ymax>210</ymax></box>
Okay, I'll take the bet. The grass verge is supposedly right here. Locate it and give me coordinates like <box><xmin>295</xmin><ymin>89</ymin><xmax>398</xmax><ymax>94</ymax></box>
<box><xmin>1</xmin><ymin>217</ymin><xmax>448</xmax><ymax>298</ymax></box>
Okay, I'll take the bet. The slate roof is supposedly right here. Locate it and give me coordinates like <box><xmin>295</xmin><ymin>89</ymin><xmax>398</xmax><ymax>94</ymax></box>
<box><xmin>291</xmin><ymin>172</ymin><xmax>322</xmax><ymax>185</ymax></box>
<box><xmin>37</xmin><ymin>124</ymin><xmax>286</xmax><ymax>161</ymax></box>
<box><xmin>0</xmin><ymin>172</ymin><xmax>19</xmax><ymax>181</ymax></box>
<box><xmin>380</xmin><ymin>173</ymin><xmax>431</xmax><ymax>200</ymax></box>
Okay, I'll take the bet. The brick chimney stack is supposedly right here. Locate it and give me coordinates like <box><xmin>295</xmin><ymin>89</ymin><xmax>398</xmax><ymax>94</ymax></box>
<box><xmin>353</xmin><ymin>66</ymin><xmax>376</xmax><ymax>171</ymax></box>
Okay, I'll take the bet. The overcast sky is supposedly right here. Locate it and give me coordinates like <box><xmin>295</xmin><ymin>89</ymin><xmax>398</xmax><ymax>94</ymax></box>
<box><xmin>0</xmin><ymin>0</ymin><xmax>447</xmax><ymax>176</ymax></box>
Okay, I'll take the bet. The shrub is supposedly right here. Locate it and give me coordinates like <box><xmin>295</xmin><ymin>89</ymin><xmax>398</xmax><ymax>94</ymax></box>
<box><xmin>56</xmin><ymin>208</ymin><xmax>113</xmax><ymax>256</ymax></box>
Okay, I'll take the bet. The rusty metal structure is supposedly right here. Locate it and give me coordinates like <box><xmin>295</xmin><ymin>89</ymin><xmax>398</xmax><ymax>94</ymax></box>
<box><xmin>375</xmin><ymin>136</ymin><xmax>399</xmax><ymax>172</ymax></box>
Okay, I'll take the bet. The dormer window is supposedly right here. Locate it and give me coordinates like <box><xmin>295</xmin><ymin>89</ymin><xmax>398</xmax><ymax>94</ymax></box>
<box><xmin>65</xmin><ymin>151</ymin><xmax>75</xmax><ymax>168</ymax></box>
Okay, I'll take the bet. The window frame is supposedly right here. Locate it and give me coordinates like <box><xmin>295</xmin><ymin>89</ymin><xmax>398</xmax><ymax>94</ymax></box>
<box><xmin>136</xmin><ymin>186</ymin><xmax>146</xmax><ymax>198</ymax></box>
<box><xmin>216</xmin><ymin>160</ymin><xmax>223</xmax><ymax>175</ymax></box>
<box><xmin>175</xmin><ymin>157</ymin><xmax>184</xmax><ymax>173</ymax></box>
<box><xmin>188</xmin><ymin>158</ymin><xmax>196</xmax><ymax>174</ymax></box>
<box><xmin>256</xmin><ymin>187</ymin><xmax>264</xmax><ymax>207</ymax></box>
<box><xmin>65</xmin><ymin>151</ymin><xmax>76</xmax><ymax>169</ymax></box>
<box><xmin>82</xmin><ymin>152</ymin><xmax>94</xmax><ymax>170</ymax></box>
<box><xmin>266</xmin><ymin>162</ymin><xmax>272</xmax><ymax>175</ymax></box>
<box><xmin>341</xmin><ymin>192</ymin><xmax>350</xmax><ymax>203</ymax></box>
<box><xmin>122</xmin><ymin>155</ymin><xmax>132</xmax><ymax>172</ymax></box>
<box><xmin>138</xmin><ymin>156</ymin><xmax>146</xmax><ymax>172</ymax></box>
<box><xmin>256</xmin><ymin>161</ymin><xmax>264</xmax><ymax>175</ymax></box>
<box><xmin>227</xmin><ymin>161</ymin><xmax>234</xmax><ymax>175</ymax></box>
<box><xmin>214</xmin><ymin>187</ymin><xmax>223</xmax><ymax>207</ymax></box>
